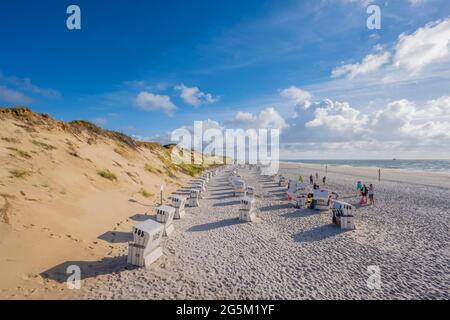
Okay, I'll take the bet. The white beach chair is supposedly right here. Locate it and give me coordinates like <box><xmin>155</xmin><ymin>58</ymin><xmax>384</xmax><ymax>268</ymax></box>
<box><xmin>188</xmin><ymin>189</ymin><xmax>200</xmax><ymax>207</ymax></box>
<box><xmin>191</xmin><ymin>183</ymin><xmax>204</xmax><ymax>197</ymax></box>
<box><xmin>127</xmin><ymin>219</ymin><xmax>164</xmax><ymax>268</ymax></box>
<box><xmin>313</xmin><ymin>189</ymin><xmax>331</xmax><ymax>211</ymax></box>
<box><xmin>194</xmin><ymin>179</ymin><xmax>206</xmax><ymax>191</ymax></box>
<box><xmin>239</xmin><ymin>196</ymin><xmax>257</xmax><ymax>222</ymax></box>
<box><xmin>279</xmin><ymin>176</ymin><xmax>288</xmax><ymax>188</ymax></box>
<box><xmin>232</xmin><ymin>179</ymin><xmax>247</xmax><ymax>197</ymax></box>
<box><xmin>332</xmin><ymin>200</ymin><xmax>356</xmax><ymax>230</ymax></box>
<box><xmin>155</xmin><ymin>205</ymin><xmax>176</xmax><ymax>237</ymax></box>
<box><xmin>171</xmin><ymin>195</ymin><xmax>187</xmax><ymax>219</ymax></box>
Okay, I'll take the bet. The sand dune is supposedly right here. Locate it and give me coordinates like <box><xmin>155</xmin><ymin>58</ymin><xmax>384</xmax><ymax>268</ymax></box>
<box><xmin>0</xmin><ymin>108</ymin><xmax>219</xmax><ymax>299</ymax></box>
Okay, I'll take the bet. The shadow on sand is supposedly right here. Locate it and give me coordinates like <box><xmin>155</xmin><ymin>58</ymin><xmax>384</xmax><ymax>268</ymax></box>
<box><xmin>213</xmin><ymin>200</ymin><xmax>241</xmax><ymax>207</ymax></box>
<box><xmin>129</xmin><ymin>213</ymin><xmax>151</xmax><ymax>222</ymax></box>
<box><xmin>259</xmin><ymin>203</ymin><xmax>292</xmax><ymax>212</ymax></box>
<box><xmin>263</xmin><ymin>183</ymin><xmax>280</xmax><ymax>189</ymax></box>
<box><xmin>282</xmin><ymin>209</ymin><xmax>316</xmax><ymax>218</ymax></box>
<box><xmin>98</xmin><ymin>231</ymin><xmax>133</xmax><ymax>244</ymax></box>
<box><xmin>40</xmin><ymin>256</ymin><xmax>134</xmax><ymax>282</ymax></box>
<box><xmin>210</xmin><ymin>187</ymin><xmax>233</xmax><ymax>192</ymax></box>
<box><xmin>128</xmin><ymin>198</ymin><xmax>153</xmax><ymax>208</ymax></box>
<box><xmin>271</xmin><ymin>191</ymin><xmax>287</xmax><ymax>197</ymax></box>
<box><xmin>292</xmin><ymin>224</ymin><xmax>351</xmax><ymax>243</ymax></box>
<box><xmin>187</xmin><ymin>218</ymin><xmax>240</xmax><ymax>232</ymax></box>
<box><xmin>208</xmin><ymin>193</ymin><xmax>235</xmax><ymax>200</ymax></box>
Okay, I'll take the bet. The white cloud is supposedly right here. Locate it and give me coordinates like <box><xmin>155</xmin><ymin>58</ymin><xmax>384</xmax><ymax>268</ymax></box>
<box><xmin>0</xmin><ymin>72</ymin><xmax>60</xmax><ymax>99</ymax></box>
<box><xmin>281</xmin><ymin>96</ymin><xmax>450</xmax><ymax>159</ymax></box>
<box><xmin>279</xmin><ymin>86</ymin><xmax>312</xmax><ymax>109</ymax></box>
<box><xmin>394</xmin><ymin>18</ymin><xmax>450</xmax><ymax>72</ymax></box>
<box><xmin>0</xmin><ymin>85</ymin><xmax>32</xmax><ymax>105</ymax></box>
<box><xmin>305</xmin><ymin>99</ymin><xmax>369</xmax><ymax>134</ymax></box>
<box><xmin>175</xmin><ymin>84</ymin><xmax>218</xmax><ymax>107</ymax></box>
<box><xmin>332</xmin><ymin>18</ymin><xmax>450</xmax><ymax>80</ymax></box>
<box><xmin>372</xmin><ymin>96</ymin><xmax>450</xmax><ymax>140</ymax></box>
<box><xmin>409</xmin><ymin>0</ymin><xmax>427</xmax><ymax>6</ymax></box>
<box><xmin>231</xmin><ymin>107</ymin><xmax>288</xmax><ymax>130</ymax></box>
<box><xmin>135</xmin><ymin>91</ymin><xmax>177</xmax><ymax>114</ymax></box>
<box><xmin>332</xmin><ymin>51</ymin><xmax>391</xmax><ymax>79</ymax></box>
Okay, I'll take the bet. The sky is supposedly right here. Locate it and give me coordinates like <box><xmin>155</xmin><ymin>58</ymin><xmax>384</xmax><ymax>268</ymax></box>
<box><xmin>1</xmin><ymin>0</ymin><xmax>450</xmax><ymax>159</ymax></box>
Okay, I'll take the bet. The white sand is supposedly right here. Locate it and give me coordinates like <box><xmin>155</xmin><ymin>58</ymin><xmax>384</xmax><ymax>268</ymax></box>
<box><xmin>81</xmin><ymin>163</ymin><xmax>450</xmax><ymax>300</ymax></box>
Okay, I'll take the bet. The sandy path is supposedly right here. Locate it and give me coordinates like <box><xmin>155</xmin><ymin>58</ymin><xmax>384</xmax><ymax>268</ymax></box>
<box><xmin>82</xmin><ymin>165</ymin><xmax>450</xmax><ymax>300</ymax></box>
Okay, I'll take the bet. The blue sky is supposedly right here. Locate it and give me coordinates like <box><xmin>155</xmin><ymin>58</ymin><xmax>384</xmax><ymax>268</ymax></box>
<box><xmin>1</xmin><ymin>0</ymin><xmax>450</xmax><ymax>159</ymax></box>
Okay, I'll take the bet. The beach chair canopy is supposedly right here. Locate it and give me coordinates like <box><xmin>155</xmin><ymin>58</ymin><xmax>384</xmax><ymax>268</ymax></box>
<box><xmin>133</xmin><ymin>219</ymin><xmax>164</xmax><ymax>241</ymax></box>
<box><xmin>332</xmin><ymin>200</ymin><xmax>354</xmax><ymax>211</ymax></box>
<box><xmin>240</xmin><ymin>196</ymin><xmax>255</xmax><ymax>206</ymax></box>
<box><xmin>171</xmin><ymin>195</ymin><xmax>186</xmax><ymax>202</ymax></box>
<box><xmin>313</xmin><ymin>189</ymin><xmax>330</xmax><ymax>200</ymax></box>
<box><xmin>156</xmin><ymin>205</ymin><xmax>176</xmax><ymax>215</ymax></box>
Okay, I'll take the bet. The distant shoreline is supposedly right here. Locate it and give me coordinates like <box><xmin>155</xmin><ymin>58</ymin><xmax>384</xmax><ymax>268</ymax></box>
<box><xmin>280</xmin><ymin>159</ymin><xmax>450</xmax><ymax>174</ymax></box>
<box><xmin>279</xmin><ymin>161</ymin><xmax>450</xmax><ymax>189</ymax></box>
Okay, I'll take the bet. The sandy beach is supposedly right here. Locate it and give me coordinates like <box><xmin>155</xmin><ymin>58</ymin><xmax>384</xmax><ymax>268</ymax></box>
<box><xmin>78</xmin><ymin>162</ymin><xmax>450</xmax><ymax>300</ymax></box>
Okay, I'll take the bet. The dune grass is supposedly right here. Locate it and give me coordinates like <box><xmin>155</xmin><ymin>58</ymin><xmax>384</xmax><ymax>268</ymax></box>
<box><xmin>31</xmin><ymin>140</ymin><xmax>56</xmax><ymax>151</ymax></box>
<box><xmin>9</xmin><ymin>169</ymin><xmax>31</xmax><ymax>178</ymax></box>
<box><xmin>1</xmin><ymin>137</ymin><xmax>21</xmax><ymax>144</ymax></box>
<box><xmin>97</xmin><ymin>169</ymin><xmax>117</xmax><ymax>181</ymax></box>
<box><xmin>114</xmin><ymin>144</ymin><xmax>130</xmax><ymax>158</ymax></box>
<box><xmin>144</xmin><ymin>163</ymin><xmax>162</xmax><ymax>175</ymax></box>
<box><xmin>140</xmin><ymin>188</ymin><xmax>154</xmax><ymax>198</ymax></box>
<box><xmin>6</xmin><ymin>147</ymin><xmax>32</xmax><ymax>159</ymax></box>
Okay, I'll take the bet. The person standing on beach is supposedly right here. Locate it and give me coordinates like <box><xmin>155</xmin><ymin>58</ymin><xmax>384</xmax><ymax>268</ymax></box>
<box><xmin>369</xmin><ymin>184</ymin><xmax>375</xmax><ymax>205</ymax></box>
<box><xmin>361</xmin><ymin>184</ymin><xmax>369</xmax><ymax>204</ymax></box>
<box><xmin>378</xmin><ymin>168</ymin><xmax>381</xmax><ymax>182</ymax></box>
<box><xmin>310</xmin><ymin>174</ymin><xmax>314</xmax><ymax>184</ymax></box>
<box><xmin>357</xmin><ymin>181</ymin><xmax>363</xmax><ymax>196</ymax></box>
<box><xmin>323</xmin><ymin>176</ymin><xmax>327</xmax><ymax>185</ymax></box>
<box><xmin>315</xmin><ymin>172</ymin><xmax>319</xmax><ymax>182</ymax></box>
<box><xmin>299</xmin><ymin>175</ymin><xmax>304</xmax><ymax>183</ymax></box>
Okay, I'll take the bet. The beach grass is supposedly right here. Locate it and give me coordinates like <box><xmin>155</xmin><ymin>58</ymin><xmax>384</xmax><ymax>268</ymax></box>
<box><xmin>97</xmin><ymin>169</ymin><xmax>117</xmax><ymax>181</ymax></box>
<box><xmin>140</xmin><ymin>188</ymin><xmax>154</xmax><ymax>198</ymax></box>
<box><xmin>9</xmin><ymin>169</ymin><xmax>31</xmax><ymax>178</ymax></box>
<box><xmin>6</xmin><ymin>147</ymin><xmax>32</xmax><ymax>159</ymax></box>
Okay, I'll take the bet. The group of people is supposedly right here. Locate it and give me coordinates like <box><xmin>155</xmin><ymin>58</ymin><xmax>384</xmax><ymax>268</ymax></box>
<box><xmin>305</xmin><ymin>172</ymin><xmax>326</xmax><ymax>186</ymax></box>
<box><xmin>357</xmin><ymin>181</ymin><xmax>375</xmax><ymax>205</ymax></box>
<box><xmin>295</xmin><ymin>169</ymin><xmax>377</xmax><ymax>208</ymax></box>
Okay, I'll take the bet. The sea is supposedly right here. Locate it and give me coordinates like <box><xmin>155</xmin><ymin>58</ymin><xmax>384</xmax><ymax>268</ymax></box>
<box><xmin>282</xmin><ymin>159</ymin><xmax>450</xmax><ymax>173</ymax></box>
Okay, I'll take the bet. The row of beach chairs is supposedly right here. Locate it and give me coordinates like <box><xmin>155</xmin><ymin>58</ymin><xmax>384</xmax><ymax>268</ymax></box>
<box><xmin>228</xmin><ymin>166</ymin><xmax>258</xmax><ymax>222</ymax></box>
<box><xmin>127</xmin><ymin>167</ymin><xmax>223</xmax><ymax>268</ymax></box>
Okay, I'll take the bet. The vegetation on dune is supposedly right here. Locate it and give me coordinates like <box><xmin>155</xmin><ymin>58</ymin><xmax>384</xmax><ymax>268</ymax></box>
<box><xmin>140</xmin><ymin>188</ymin><xmax>154</xmax><ymax>198</ymax></box>
<box><xmin>144</xmin><ymin>163</ymin><xmax>163</xmax><ymax>175</ymax></box>
<box><xmin>97</xmin><ymin>169</ymin><xmax>117</xmax><ymax>181</ymax></box>
<box><xmin>138</xmin><ymin>141</ymin><xmax>163</xmax><ymax>152</ymax></box>
<box><xmin>0</xmin><ymin>107</ymin><xmax>220</xmax><ymax>183</ymax></box>
<box><xmin>69</xmin><ymin>120</ymin><xmax>138</xmax><ymax>150</ymax></box>
<box><xmin>31</xmin><ymin>140</ymin><xmax>56</xmax><ymax>151</ymax></box>
<box><xmin>0</xmin><ymin>195</ymin><xmax>12</xmax><ymax>224</ymax></box>
<box><xmin>139</xmin><ymin>141</ymin><xmax>207</xmax><ymax>178</ymax></box>
<box><xmin>6</xmin><ymin>147</ymin><xmax>32</xmax><ymax>159</ymax></box>
<box><xmin>1</xmin><ymin>137</ymin><xmax>21</xmax><ymax>144</ymax></box>
<box><xmin>114</xmin><ymin>145</ymin><xmax>129</xmax><ymax>158</ymax></box>
<box><xmin>9</xmin><ymin>169</ymin><xmax>31</xmax><ymax>178</ymax></box>
<box><xmin>176</xmin><ymin>163</ymin><xmax>205</xmax><ymax>177</ymax></box>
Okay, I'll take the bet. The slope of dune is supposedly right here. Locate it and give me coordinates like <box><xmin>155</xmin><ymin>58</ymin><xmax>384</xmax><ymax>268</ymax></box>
<box><xmin>0</xmin><ymin>107</ymin><xmax>219</xmax><ymax>299</ymax></box>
